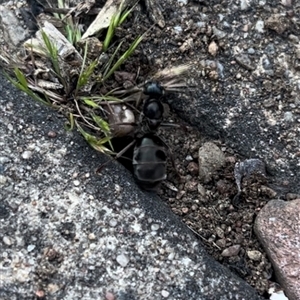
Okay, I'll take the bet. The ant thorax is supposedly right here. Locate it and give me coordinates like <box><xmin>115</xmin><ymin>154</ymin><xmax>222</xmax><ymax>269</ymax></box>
<box><xmin>135</xmin><ymin>112</ymin><xmax>157</xmax><ymax>138</ymax></box>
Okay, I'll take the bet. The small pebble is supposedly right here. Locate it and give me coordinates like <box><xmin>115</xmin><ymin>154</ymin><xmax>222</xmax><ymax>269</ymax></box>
<box><xmin>89</xmin><ymin>243</ymin><xmax>96</xmax><ymax>250</ymax></box>
<box><xmin>174</xmin><ymin>25</ymin><xmax>182</xmax><ymax>34</ymax></box>
<box><xmin>22</xmin><ymin>150</ymin><xmax>33</xmax><ymax>159</ymax></box>
<box><xmin>3</xmin><ymin>236</ymin><xmax>12</xmax><ymax>245</ymax></box>
<box><xmin>116</xmin><ymin>254</ymin><xmax>129</xmax><ymax>267</ymax></box>
<box><xmin>261</xmin><ymin>185</ymin><xmax>277</xmax><ymax>198</ymax></box>
<box><xmin>263</xmin><ymin>98</ymin><xmax>275</xmax><ymax>108</ymax></box>
<box><xmin>109</xmin><ymin>219</ymin><xmax>118</xmax><ymax>227</ymax></box>
<box><xmin>247</xmin><ymin>48</ymin><xmax>255</xmax><ymax>54</ymax></box>
<box><xmin>114</xmin><ymin>184</ymin><xmax>121</xmax><ymax>193</ymax></box>
<box><xmin>151</xmin><ymin>224</ymin><xmax>160</xmax><ymax>231</ymax></box>
<box><xmin>182</xmin><ymin>207</ymin><xmax>189</xmax><ymax>214</ymax></box>
<box><xmin>47</xmin><ymin>283</ymin><xmax>60</xmax><ymax>294</ymax></box>
<box><xmin>0</xmin><ymin>157</ymin><xmax>10</xmax><ymax>164</ymax></box>
<box><xmin>283</xmin><ymin>111</ymin><xmax>293</xmax><ymax>122</ymax></box>
<box><xmin>281</xmin><ymin>0</ymin><xmax>292</xmax><ymax>6</ymax></box>
<box><xmin>221</xmin><ymin>245</ymin><xmax>241</xmax><ymax>257</ymax></box>
<box><xmin>215</xmin><ymin>227</ymin><xmax>225</xmax><ymax>239</ymax></box>
<box><xmin>176</xmin><ymin>190</ymin><xmax>186</xmax><ymax>200</ymax></box>
<box><xmin>212</xmin><ymin>26</ymin><xmax>227</xmax><ymax>39</ymax></box>
<box><xmin>185</xmin><ymin>180</ymin><xmax>198</xmax><ymax>192</ymax></box>
<box><xmin>161</xmin><ymin>290</ymin><xmax>170</xmax><ymax>298</ymax></box>
<box><xmin>247</xmin><ymin>250</ymin><xmax>262</xmax><ymax>261</ymax></box>
<box><xmin>16</xmin><ymin>1</ymin><xmax>23</xmax><ymax>8</ymax></box>
<box><xmin>27</xmin><ymin>244</ymin><xmax>36</xmax><ymax>252</ymax></box>
<box><xmin>88</xmin><ymin>233</ymin><xmax>96</xmax><ymax>240</ymax></box>
<box><xmin>255</xmin><ymin>20</ymin><xmax>264</xmax><ymax>32</ymax></box>
<box><xmin>0</xmin><ymin>175</ymin><xmax>7</xmax><ymax>184</ymax></box>
<box><xmin>185</xmin><ymin>154</ymin><xmax>193</xmax><ymax>161</ymax></box>
<box><xmin>286</xmin><ymin>193</ymin><xmax>298</xmax><ymax>200</ymax></box>
<box><xmin>187</xmin><ymin>162</ymin><xmax>199</xmax><ymax>175</ymax></box>
<box><xmin>47</xmin><ymin>131</ymin><xmax>57</xmax><ymax>138</ymax></box>
<box><xmin>235</xmin><ymin>54</ymin><xmax>255</xmax><ymax>71</ymax></box>
<box><xmin>240</xmin><ymin>0</ymin><xmax>250</xmax><ymax>10</ymax></box>
<box><xmin>208</xmin><ymin>41</ymin><xmax>218</xmax><ymax>56</ymax></box>
<box><xmin>215</xmin><ymin>239</ymin><xmax>226</xmax><ymax>248</ymax></box>
<box><xmin>35</xmin><ymin>290</ymin><xmax>45</xmax><ymax>298</ymax></box>
<box><xmin>73</xmin><ymin>180</ymin><xmax>80</xmax><ymax>186</ymax></box>
<box><xmin>197</xmin><ymin>184</ymin><xmax>206</xmax><ymax>197</ymax></box>
<box><xmin>105</xmin><ymin>291</ymin><xmax>115</xmax><ymax>300</ymax></box>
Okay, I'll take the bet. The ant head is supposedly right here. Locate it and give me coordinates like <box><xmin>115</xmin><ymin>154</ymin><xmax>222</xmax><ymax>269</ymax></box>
<box><xmin>143</xmin><ymin>81</ymin><xmax>164</xmax><ymax>98</ymax></box>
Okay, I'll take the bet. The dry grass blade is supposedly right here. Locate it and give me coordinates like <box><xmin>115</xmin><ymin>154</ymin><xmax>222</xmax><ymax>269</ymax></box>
<box><xmin>82</xmin><ymin>0</ymin><xmax>136</xmax><ymax>39</ymax></box>
<box><xmin>152</xmin><ymin>64</ymin><xmax>191</xmax><ymax>80</ymax></box>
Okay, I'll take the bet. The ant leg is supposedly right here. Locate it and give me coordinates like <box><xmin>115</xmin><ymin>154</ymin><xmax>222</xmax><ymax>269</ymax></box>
<box><xmin>160</xmin><ymin>122</ymin><xmax>181</xmax><ymax>128</ymax></box>
<box><xmin>157</xmin><ymin>136</ymin><xmax>183</xmax><ymax>182</ymax></box>
<box><xmin>160</xmin><ymin>122</ymin><xmax>190</xmax><ymax>132</ymax></box>
<box><xmin>96</xmin><ymin>140</ymin><xmax>136</xmax><ymax>173</ymax></box>
<box><xmin>168</xmin><ymin>148</ymin><xmax>183</xmax><ymax>181</ymax></box>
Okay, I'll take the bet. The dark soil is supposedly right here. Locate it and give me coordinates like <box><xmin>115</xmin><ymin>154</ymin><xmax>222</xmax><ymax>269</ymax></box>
<box><xmin>156</xmin><ymin>121</ymin><xmax>274</xmax><ymax>297</ymax></box>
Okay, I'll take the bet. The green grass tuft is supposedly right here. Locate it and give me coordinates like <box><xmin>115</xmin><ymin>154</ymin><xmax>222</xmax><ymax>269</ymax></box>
<box><xmin>6</xmin><ymin>0</ymin><xmax>145</xmax><ymax>156</ymax></box>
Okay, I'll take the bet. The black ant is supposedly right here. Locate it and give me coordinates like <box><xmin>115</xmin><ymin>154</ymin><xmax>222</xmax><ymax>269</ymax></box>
<box><xmin>97</xmin><ymin>81</ymin><xmax>181</xmax><ymax>190</ymax></box>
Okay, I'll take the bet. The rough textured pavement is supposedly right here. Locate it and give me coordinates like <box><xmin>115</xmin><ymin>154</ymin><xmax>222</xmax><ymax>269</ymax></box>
<box><xmin>0</xmin><ymin>74</ymin><xmax>263</xmax><ymax>299</ymax></box>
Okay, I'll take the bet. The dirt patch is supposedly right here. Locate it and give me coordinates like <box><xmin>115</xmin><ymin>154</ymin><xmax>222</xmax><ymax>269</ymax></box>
<box><xmin>117</xmin><ymin>3</ymin><xmax>276</xmax><ymax>296</ymax></box>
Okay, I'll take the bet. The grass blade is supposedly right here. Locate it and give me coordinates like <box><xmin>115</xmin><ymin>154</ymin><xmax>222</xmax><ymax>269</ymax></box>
<box><xmin>102</xmin><ymin>41</ymin><xmax>123</xmax><ymax>78</ymax></box>
<box><xmin>82</xmin><ymin>98</ymin><xmax>100</xmax><ymax>108</ymax></box>
<box><xmin>5</xmin><ymin>69</ymin><xmax>51</xmax><ymax>106</ymax></box>
<box><xmin>14</xmin><ymin>68</ymin><xmax>28</xmax><ymax>88</ymax></box>
<box><xmin>92</xmin><ymin>114</ymin><xmax>114</xmax><ymax>150</ymax></box>
<box><xmin>92</xmin><ymin>114</ymin><xmax>111</xmax><ymax>135</ymax></box>
<box><xmin>40</xmin><ymin>30</ymin><xmax>63</xmax><ymax>84</ymax></box>
<box><xmin>103</xmin><ymin>15</ymin><xmax>117</xmax><ymax>51</ymax></box>
<box><xmin>76</xmin><ymin>42</ymin><xmax>98</xmax><ymax>93</ymax></box>
<box><xmin>102</xmin><ymin>34</ymin><xmax>144</xmax><ymax>81</ymax></box>
<box><xmin>102</xmin><ymin>0</ymin><xmax>136</xmax><ymax>51</ymax></box>
<box><xmin>76</xmin><ymin>122</ymin><xmax>114</xmax><ymax>154</ymax></box>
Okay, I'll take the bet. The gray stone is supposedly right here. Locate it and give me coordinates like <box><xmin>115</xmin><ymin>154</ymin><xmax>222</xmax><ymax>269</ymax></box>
<box><xmin>247</xmin><ymin>250</ymin><xmax>262</xmax><ymax>262</ymax></box>
<box><xmin>21</xmin><ymin>150</ymin><xmax>33</xmax><ymax>159</ymax></box>
<box><xmin>265</xmin><ymin>14</ymin><xmax>290</xmax><ymax>34</ymax></box>
<box><xmin>198</xmin><ymin>142</ymin><xmax>226</xmax><ymax>183</ymax></box>
<box><xmin>221</xmin><ymin>245</ymin><xmax>241</xmax><ymax>257</ymax></box>
<box><xmin>255</xmin><ymin>199</ymin><xmax>300</xmax><ymax>300</ymax></box>
<box><xmin>116</xmin><ymin>254</ymin><xmax>129</xmax><ymax>267</ymax></box>
<box><xmin>255</xmin><ymin>20</ymin><xmax>265</xmax><ymax>33</ymax></box>
<box><xmin>0</xmin><ymin>5</ymin><xmax>30</xmax><ymax>46</ymax></box>
<box><xmin>235</xmin><ymin>54</ymin><xmax>256</xmax><ymax>71</ymax></box>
